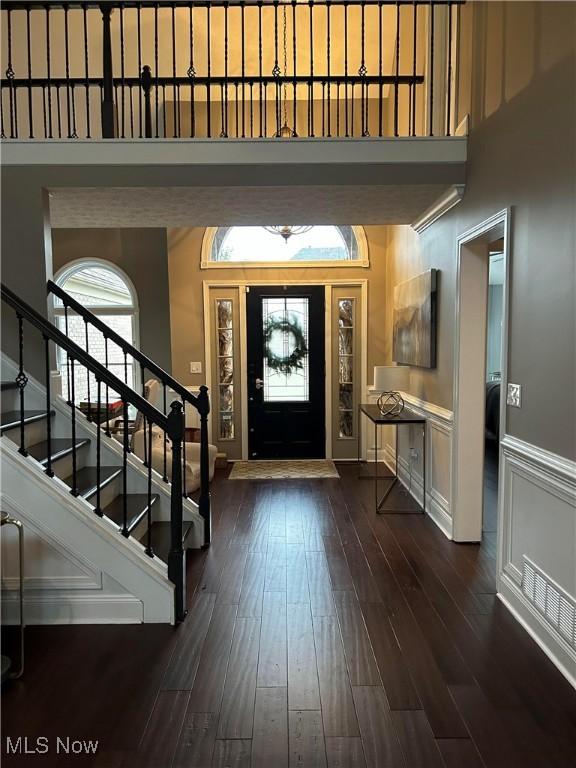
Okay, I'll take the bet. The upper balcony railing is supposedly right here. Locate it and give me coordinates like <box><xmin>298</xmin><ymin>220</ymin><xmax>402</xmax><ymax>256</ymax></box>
<box><xmin>0</xmin><ymin>0</ymin><xmax>463</xmax><ymax>141</ymax></box>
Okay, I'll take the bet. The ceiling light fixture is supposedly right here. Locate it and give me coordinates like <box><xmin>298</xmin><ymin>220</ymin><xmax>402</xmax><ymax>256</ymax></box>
<box><xmin>263</xmin><ymin>225</ymin><xmax>314</xmax><ymax>242</ymax></box>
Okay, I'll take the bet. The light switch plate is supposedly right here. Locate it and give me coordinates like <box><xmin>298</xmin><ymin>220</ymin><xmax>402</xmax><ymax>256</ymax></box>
<box><xmin>507</xmin><ymin>382</ymin><xmax>522</xmax><ymax>408</ymax></box>
<box><xmin>190</xmin><ymin>361</ymin><xmax>202</xmax><ymax>374</ymax></box>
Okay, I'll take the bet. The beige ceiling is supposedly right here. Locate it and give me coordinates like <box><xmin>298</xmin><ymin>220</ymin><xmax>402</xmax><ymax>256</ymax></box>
<box><xmin>48</xmin><ymin>184</ymin><xmax>449</xmax><ymax>228</ymax></box>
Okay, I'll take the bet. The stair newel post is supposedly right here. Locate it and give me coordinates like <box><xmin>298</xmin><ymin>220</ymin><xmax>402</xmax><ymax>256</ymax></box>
<box><xmin>141</xmin><ymin>64</ymin><xmax>153</xmax><ymax>139</ymax></box>
<box><xmin>15</xmin><ymin>314</ymin><xmax>28</xmax><ymax>457</ymax></box>
<box><xmin>197</xmin><ymin>385</ymin><xmax>211</xmax><ymax>548</ymax></box>
<box><xmin>100</xmin><ymin>3</ymin><xmax>115</xmax><ymax>138</ymax></box>
<box><xmin>44</xmin><ymin>335</ymin><xmax>53</xmax><ymax>477</ymax></box>
<box><xmin>121</xmin><ymin>400</ymin><xmax>129</xmax><ymax>537</ymax></box>
<box><xmin>69</xmin><ymin>358</ymin><xmax>78</xmax><ymax>496</ymax></box>
<box><xmin>167</xmin><ymin>401</ymin><xmax>186</xmax><ymax>622</ymax></box>
<box><xmin>95</xmin><ymin>378</ymin><xmax>103</xmax><ymax>516</ymax></box>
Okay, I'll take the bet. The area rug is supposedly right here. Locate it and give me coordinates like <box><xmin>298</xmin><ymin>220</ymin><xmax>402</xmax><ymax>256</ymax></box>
<box><xmin>229</xmin><ymin>460</ymin><xmax>340</xmax><ymax>480</ymax></box>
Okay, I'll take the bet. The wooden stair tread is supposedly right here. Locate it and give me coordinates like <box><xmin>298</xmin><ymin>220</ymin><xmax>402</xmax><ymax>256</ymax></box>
<box><xmin>27</xmin><ymin>437</ymin><xmax>90</xmax><ymax>465</ymax></box>
<box><xmin>142</xmin><ymin>521</ymin><xmax>193</xmax><ymax>563</ymax></box>
<box><xmin>103</xmin><ymin>493</ymin><xmax>159</xmax><ymax>533</ymax></box>
<box><xmin>63</xmin><ymin>465</ymin><xmax>122</xmax><ymax>498</ymax></box>
<box><xmin>1</xmin><ymin>410</ymin><xmax>54</xmax><ymax>431</ymax></box>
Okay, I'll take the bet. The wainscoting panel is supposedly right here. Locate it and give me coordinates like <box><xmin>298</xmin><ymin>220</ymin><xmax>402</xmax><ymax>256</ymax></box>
<box><xmin>499</xmin><ymin>434</ymin><xmax>576</xmax><ymax>688</ymax></box>
<box><xmin>364</xmin><ymin>388</ymin><xmax>454</xmax><ymax>539</ymax></box>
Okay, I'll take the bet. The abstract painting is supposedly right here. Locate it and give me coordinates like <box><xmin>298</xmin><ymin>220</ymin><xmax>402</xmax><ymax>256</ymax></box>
<box><xmin>393</xmin><ymin>269</ymin><xmax>438</xmax><ymax>368</ymax></box>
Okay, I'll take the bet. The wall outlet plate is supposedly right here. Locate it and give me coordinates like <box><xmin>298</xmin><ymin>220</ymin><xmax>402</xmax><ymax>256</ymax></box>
<box><xmin>190</xmin><ymin>361</ymin><xmax>202</xmax><ymax>374</ymax></box>
<box><xmin>507</xmin><ymin>382</ymin><xmax>522</xmax><ymax>408</ymax></box>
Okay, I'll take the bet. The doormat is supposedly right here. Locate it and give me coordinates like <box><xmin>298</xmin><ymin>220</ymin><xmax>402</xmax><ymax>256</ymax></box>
<box><xmin>229</xmin><ymin>460</ymin><xmax>340</xmax><ymax>480</ymax></box>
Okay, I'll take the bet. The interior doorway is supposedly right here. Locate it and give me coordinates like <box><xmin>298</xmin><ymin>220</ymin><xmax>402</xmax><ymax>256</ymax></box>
<box><xmin>452</xmin><ymin>209</ymin><xmax>510</xmax><ymax>543</ymax></box>
<box><xmin>246</xmin><ymin>285</ymin><xmax>326</xmax><ymax>459</ymax></box>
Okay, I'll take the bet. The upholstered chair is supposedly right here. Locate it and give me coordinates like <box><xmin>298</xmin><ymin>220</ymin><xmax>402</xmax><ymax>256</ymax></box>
<box><xmin>132</xmin><ymin>379</ymin><xmax>217</xmax><ymax>494</ymax></box>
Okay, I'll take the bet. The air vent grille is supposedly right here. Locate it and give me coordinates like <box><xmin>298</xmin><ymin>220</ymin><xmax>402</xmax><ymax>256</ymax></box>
<box><xmin>522</xmin><ymin>557</ymin><xmax>576</xmax><ymax>652</ymax></box>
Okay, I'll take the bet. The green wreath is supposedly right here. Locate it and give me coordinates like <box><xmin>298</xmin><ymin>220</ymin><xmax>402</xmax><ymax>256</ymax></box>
<box><xmin>264</xmin><ymin>314</ymin><xmax>308</xmax><ymax>376</ymax></box>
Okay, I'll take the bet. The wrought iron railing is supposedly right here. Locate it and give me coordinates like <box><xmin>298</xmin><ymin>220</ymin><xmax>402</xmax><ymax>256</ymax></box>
<box><xmin>0</xmin><ymin>1</ymin><xmax>462</xmax><ymax>140</ymax></box>
<box><xmin>1</xmin><ymin>281</ymin><xmax>209</xmax><ymax>622</ymax></box>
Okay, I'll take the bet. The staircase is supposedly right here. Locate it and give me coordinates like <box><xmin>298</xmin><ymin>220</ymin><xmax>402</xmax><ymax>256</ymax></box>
<box><xmin>0</xmin><ymin>283</ymin><xmax>211</xmax><ymax>624</ymax></box>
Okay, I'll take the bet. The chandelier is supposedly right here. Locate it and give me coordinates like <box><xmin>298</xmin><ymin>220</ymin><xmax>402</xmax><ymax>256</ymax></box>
<box><xmin>263</xmin><ymin>226</ymin><xmax>313</xmax><ymax>242</ymax></box>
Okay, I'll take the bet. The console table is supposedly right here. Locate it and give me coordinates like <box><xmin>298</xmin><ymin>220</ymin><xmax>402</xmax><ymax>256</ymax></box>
<box><xmin>358</xmin><ymin>403</ymin><xmax>426</xmax><ymax>514</ymax></box>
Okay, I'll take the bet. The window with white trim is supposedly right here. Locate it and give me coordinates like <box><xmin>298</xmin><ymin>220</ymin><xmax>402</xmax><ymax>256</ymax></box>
<box><xmin>202</xmin><ymin>226</ymin><xmax>368</xmax><ymax>268</ymax></box>
<box><xmin>53</xmin><ymin>262</ymin><xmax>138</xmax><ymax>404</ymax></box>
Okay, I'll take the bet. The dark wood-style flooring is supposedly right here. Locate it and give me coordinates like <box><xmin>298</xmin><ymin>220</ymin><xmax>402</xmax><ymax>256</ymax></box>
<box><xmin>2</xmin><ymin>465</ymin><xmax>576</xmax><ymax>767</ymax></box>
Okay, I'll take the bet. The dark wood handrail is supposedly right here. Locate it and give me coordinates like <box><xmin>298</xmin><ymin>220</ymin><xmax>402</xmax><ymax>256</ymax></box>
<box><xmin>2</xmin><ymin>283</ymin><xmax>168</xmax><ymax>431</ymax></box>
<box><xmin>47</xmin><ymin>280</ymin><xmax>207</xmax><ymax>417</ymax></box>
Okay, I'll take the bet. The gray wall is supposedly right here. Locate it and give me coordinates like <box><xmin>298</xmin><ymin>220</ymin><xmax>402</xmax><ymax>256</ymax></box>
<box><xmin>385</xmin><ymin>0</ymin><xmax>575</xmax><ymax>460</ymax></box>
<box><xmin>51</xmin><ymin>228</ymin><xmax>172</xmax><ymax>373</ymax></box>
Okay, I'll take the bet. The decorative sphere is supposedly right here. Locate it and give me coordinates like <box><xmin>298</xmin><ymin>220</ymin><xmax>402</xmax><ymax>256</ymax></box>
<box><xmin>377</xmin><ymin>391</ymin><xmax>405</xmax><ymax>417</ymax></box>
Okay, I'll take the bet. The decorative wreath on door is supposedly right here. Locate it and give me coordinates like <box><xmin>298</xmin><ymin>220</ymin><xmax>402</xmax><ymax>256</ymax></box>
<box><xmin>264</xmin><ymin>315</ymin><xmax>308</xmax><ymax>376</ymax></box>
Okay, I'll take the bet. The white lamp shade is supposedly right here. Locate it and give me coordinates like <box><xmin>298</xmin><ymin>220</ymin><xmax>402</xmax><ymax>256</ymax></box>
<box><xmin>374</xmin><ymin>365</ymin><xmax>408</xmax><ymax>392</ymax></box>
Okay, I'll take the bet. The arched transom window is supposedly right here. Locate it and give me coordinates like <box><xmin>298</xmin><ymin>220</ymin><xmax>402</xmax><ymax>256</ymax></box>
<box><xmin>53</xmin><ymin>261</ymin><xmax>138</xmax><ymax>403</ymax></box>
<box><xmin>202</xmin><ymin>226</ymin><xmax>368</xmax><ymax>268</ymax></box>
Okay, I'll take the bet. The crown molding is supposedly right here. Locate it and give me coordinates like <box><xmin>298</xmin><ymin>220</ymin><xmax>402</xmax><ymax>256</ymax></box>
<box><xmin>411</xmin><ymin>184</ymin><xmax>465</xmax><ymax>234</ymax></box>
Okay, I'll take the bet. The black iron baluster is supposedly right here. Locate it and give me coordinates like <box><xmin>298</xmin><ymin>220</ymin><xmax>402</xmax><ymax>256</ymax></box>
<box><xmin>206</xmin><ymin>3</ymin><xmax>212</xmax><ymax>138</ymax></box>
<box><xmin>120</xmin><ymin>4</ymin><xmax>126</xmax><ymax>139</ymax></box>
<box><xmin>16</xmin><ymin>315</ymin><xmax>28</xmax><ymax>457</ymax></box>
<box><xmin>129</xmin><ymin>84</ymin><xmax>135</xmax><ymax>138</ymax></box>
<box><xmin>137</xmin><ymin>3</ymin><xmax>142</xmax><ymax>137</ymax></box>
<box><xmin>95</xmin><ymin>379</ymin><xmax>102</xmax><ymax>516</ymax></box>
<box><xmin>429</xmin><ymin>0</ymin><xmax>434</xmax><ymax>137</ymax></box>
<box><xmin>182</xmin><ymin>400</ymin><xmax>187</xmax><ymax>497</ymax></box>
<box><xmin>188</xmin><ymin>2</ymin><xmax>196</xmax><ymax>138</ymax></box>
<box><xmin>70</xmin><ymin>358</ymin><xmax>78</xmax><ymax>496</ymax></box>
<box><xmin>121</xmin><ymin>401</ymin><xmax>129</xmax><ymax>536</ymax></box>
<box><xmin>447</xmin><ymin>0</ymin><xmax>453</xmax><ymax>136</ymax></box>
<box><xmin>64</xmin><ymin>305</ymin><xmax>71</xmax><ymax>404</ymax></box>
<box><xmin>336</xmin><ymin>79</ymin><xmax>340</xmax><ymax>136</ymax></box>
<box><xmin>142</xmin><ymin>65</ymin><xmax>153</xmax><ymax>138</ymax></box>
<box><xmin>83</xmin><ymin>6</ymin><xmax>91</xmax><ymax>139</ymax></box>
<box><xmin>101</xmin><ymin>3</ymin><xmax>115</xmax><ymax>138</ymax></box>
<box><xmin>154</xmin><ymin>2</ymin><xmax>159</xmax><ymax>137</ymax></box>
<box><xmin>85</xmin><ymin>319</ymin><xmax>91</xmax><ymax>421</ymax></box>
<box><xmin>171</xmin><ymin>3</ymin><xmax>177</xmax><ymax>138</ymax></box>
<box><xmin>167</xmin><ymin>401</ymin><xmax>186</xmax><ymax>621</ymax></box>
<box><xmin>162</xmin><ymin>384</ymin><xmax>168</xmax><ymax>482</ymax></box>
<box><xmin>41</xmin><ymin>85</ymin><xmax>47</xmax><ymax>139</ymax></box>
<box><xmin>250</xmin><ymin>81</ymin><xmax>254</xmax><ymax>137</ymax></box>
<box><xmin>64</xmin><ymin>4</ymin><xmax>74</xmax><ymax>138</ymax></box>
<box><xmin>56</xmin><ymin>84</ymin><xmax>62</xmax><ymax>138</ymax></box>
<box><xmin>241</xmin><ymin>1</ymin><xmax>246</xmax><ymax>137</ymax></box>
<box><xmin>351</xmin><ymin>81</ymin><xmax>355</xmax><ymax>136</ymax></box>
<box><xmin>263</xmin><ymin>81</ymin><xmax>268</xmax><ymax>136</ymax></box>
<box><xmin>412</xmin><ymin>0</ymin><xmax>417</xmax><ymax>136</ymax></box>
<box><xmin>162</xmin><ymin>83</ymin><xmax>167</xmax><ymax>136</ymax></box>
<box><xmin>322</xmin><ymin>80</ymin><xmax>325</xmax><ymax>136</ymax></box>
<box><xmin>221</xmin><ymin>1</ymin><xmax>229</xmax><ymax>138</ymax></box>
<box><xmin>6</xmin><ymin>8</ymin><xmax>16</xmax><ymax>139</ymax></box>
<box><xmin>44</xmin><ymin>336</ymin><xmax>53</xmax><ymax>477</ymax></box>
<box><xmin>273</xmin><ymin>0</ymin><xmax>281</xmax><ymax>136</ymax></box>
<box><xmin>1</xmin><ymin>80</ymin><xmax>6</xmax><ymax>139</ymax></box>
<box><xmin>104</xmin><ymin>337</ymin><xmax>111</xmax><ymax>436</ymax></box>
<box><xmin>344</xmin><ymin>1</ymin><xmax>349</xmax><ymax>136</ymax></box>
<box><xmin>327</xmin><ymin>0</ymin><xmax>331</xmax><ymax>137</ymax></box>
<box><xmin>235</xmin><ymin>81</ymin><xmax>239</xmax><ymax>137</ymax></box>
<box><xmin>309</xmin><ymin>0</ymin><xmax>314</xmax><ymax>136</ymax></box>
<box><xmin>71</xmin><ymin>79</ymin><xmax>78</xmax><ymax>137</ymax></box>
<box><xmin>124</xmin><ymin>350</ymin><xmax>128</xmax><ymax>385</ymax></box>
<box><xmin>145</xmin><ymin>419</ymin><xmax>154</xmax><ymax>556</ymax></box>
<box><xmin>46</xmin><ymin>6</ymin><xmax>53</xmax><ymax>138</ymax></box>
<box><xmin>26</xmin><ymin>7</ymin><xmax>33</xmax><ymax>139</ymax></box>
<box><xmin>258</xmin><ymin>0</ymin><xmax>266</xmax><ymax>138</ymax></box>
<box><xmin>394</xmin><ymin>1</ymin><xmax>400</xmax><ymax>137</ymax></box>
<box><xmin>378</xmin><ymin>0</ymin><xmax>383</xmax><ymax>136</ymax></box>
<box><xmin>292</xmin><ymin>0</ymin><xmax>297</xmax><ymax>135</ymax></box>
<box><xmin>359</xmin><ymin>0</ymin><xmax>367</xmax><ymax>137</ymax></box>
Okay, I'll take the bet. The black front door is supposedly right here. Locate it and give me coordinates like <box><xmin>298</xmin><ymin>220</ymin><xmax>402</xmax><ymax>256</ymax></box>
<box><xmin>247</xmin><ymin>285</ymin><xmax>325</xmax><ymax>459</ymax></box>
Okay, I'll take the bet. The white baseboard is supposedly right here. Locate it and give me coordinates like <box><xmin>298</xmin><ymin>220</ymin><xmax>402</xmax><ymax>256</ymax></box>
<box><xmin>1</xmin><ymin>591</ymin><xmax>143</xmax><ymax>625</ymax></box>
<box><xmin>498</xmin><ymin>576</ymin><xmax>576</xmax><ymax>691</ymax></box>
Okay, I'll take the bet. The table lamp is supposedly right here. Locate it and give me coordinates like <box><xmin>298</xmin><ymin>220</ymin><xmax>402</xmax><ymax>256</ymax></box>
<box><xmin>374</xmin><ymin>365</ymin><xmax>408</xmax><ymax>416</ymax></box>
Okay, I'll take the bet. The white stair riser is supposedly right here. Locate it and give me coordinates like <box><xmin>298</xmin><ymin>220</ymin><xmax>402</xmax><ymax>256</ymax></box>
<box><xmin>52</xmin><ymin>444</ymin><xmax>91</xmax><ymax>482</ymax></box>
<box><xmin>3</xmin><ymin>417</ymin><xmax>49</xmax><ymax>447</ymax></box>
<box><xmin>86</xmin><ymin>472</ymin><xmax>123</xmax><ymax>510</ymax></box>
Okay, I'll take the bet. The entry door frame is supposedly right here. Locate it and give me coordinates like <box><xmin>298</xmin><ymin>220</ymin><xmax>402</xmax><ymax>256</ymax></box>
<box><xmin>452</xmin><ymin>208</ymin><xmax>511</xmax><ymax>543</ymax></box>
<box><xmin>203</xmin><ymin>278</ymin><xmax>368</xmax><ymax>460</ymax></box>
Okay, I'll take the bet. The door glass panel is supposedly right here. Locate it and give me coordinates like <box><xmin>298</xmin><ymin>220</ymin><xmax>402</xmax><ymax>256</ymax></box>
<box><xmin>338</xmin><ymin>297</ymin><xmax>355</xmax><ymax>438</ymax></box>
<box><xmin>216</xmin><ymin>299</ymin><xmax>235</xmax><ymax>440</ymax></box>
<box><xmin>263</xmin><ymin>297</ymin><xmax>309</xmax><ymax>402</ymax></box>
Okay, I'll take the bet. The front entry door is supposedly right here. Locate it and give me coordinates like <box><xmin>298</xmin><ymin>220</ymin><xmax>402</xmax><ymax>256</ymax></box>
<box><xmin>247</xmin><ymin>285</ymin><xmax>325</xmax><ymax>459</ymax></box>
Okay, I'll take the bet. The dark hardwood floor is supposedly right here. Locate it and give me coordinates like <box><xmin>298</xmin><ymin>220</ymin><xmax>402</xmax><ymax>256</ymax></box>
<box><xmin>2</xmin><ymin>465</ymin><xmax>576</xmax><ymax>767</ymax></box>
